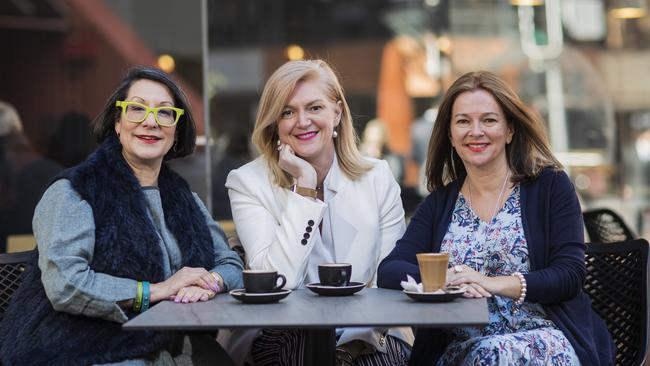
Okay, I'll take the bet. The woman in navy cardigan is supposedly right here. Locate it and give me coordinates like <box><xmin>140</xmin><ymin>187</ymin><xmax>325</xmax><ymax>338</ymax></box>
<box><xmin>378</xmin><ymin>71</ymin><xmax>614</xmax><ymax>365</ymax></box>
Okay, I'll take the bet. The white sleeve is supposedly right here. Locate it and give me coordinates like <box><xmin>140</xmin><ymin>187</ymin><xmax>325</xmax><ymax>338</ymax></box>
<box><xmin>370</xmin><ymin>160</ymin><xmax>406</xmax><ymax>287</ymax></box>
<box><xmin>226</xmin><ymin>168</ymin><xmax>326</xmax><ymax>288</ymax></box>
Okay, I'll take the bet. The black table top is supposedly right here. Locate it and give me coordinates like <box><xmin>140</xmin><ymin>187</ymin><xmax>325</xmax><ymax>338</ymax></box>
<box><xmin>123</xmin><ymin>288</ymin><xmax>489</xmax><ymax>331</ymax></box>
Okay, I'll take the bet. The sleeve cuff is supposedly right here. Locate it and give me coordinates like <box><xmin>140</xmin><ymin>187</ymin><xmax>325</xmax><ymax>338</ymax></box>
<box><xmin>211</xmin><ymin>265</ymin><xmax>245</xmax><ymax>291</ymax></box>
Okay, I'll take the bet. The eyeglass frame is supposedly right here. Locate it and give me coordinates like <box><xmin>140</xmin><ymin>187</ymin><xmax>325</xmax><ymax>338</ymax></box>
<box><xmin>115</xmin><ymin>100</ymin><xmax>185</xmax><ymax>127</ymax></box>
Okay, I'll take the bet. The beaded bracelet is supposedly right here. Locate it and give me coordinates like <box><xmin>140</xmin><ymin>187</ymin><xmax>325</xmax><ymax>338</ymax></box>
<box><xmin>133</xmin><ymin>281</ymin><xmax>143</xmax><ymax>312</ymax></box>
<box><xmin>140</xmin><ymin>281</ymin><xmax>151</xmax><ymax>312</ymax></box>
<box><xmin>512</xmin><ymin>272</ymin><xmax>527</xmax><ymax>305</ymax></box>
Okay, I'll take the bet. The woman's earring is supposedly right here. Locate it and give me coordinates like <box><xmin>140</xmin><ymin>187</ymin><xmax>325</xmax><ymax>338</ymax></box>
<box><xmin>450</xmin><ymin>146</ymin><xmax>457</xmax><ymax>177</ymax></box>
<box><xmin>332</xmin><ymin>130</ymin><xmax>338</xmax><ymax>138</ymax></box>
<box><xmin>277</xmin><ymin>139</ymin><xmax>283</xmax><ymax>151</ymax></box>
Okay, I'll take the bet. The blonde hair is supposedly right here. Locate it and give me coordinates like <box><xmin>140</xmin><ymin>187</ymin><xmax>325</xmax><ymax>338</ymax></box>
<box><xmin>252</xmin><ymin>59</ymin><xmax>371</xmax><ymax>187</ymax></box>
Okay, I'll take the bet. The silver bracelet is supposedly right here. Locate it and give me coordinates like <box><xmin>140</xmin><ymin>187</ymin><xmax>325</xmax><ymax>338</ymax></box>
<box><xmin>512</xmin><ymin>271</ymin><xmax>527</xmax><ymax>305</ymax></box>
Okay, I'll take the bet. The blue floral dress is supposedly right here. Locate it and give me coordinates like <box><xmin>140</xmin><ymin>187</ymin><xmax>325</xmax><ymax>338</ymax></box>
<box><xmin>438</xmin><ymin>185</ymin><xmax>581</xmax><ymax>366</ymax></box>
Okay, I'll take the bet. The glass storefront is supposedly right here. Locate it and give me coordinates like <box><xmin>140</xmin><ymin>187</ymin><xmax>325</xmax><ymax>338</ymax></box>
<box><xmin>2</xmin><ymin>0</ymin><xmax>650</xmax><ymax>252</ymax></box>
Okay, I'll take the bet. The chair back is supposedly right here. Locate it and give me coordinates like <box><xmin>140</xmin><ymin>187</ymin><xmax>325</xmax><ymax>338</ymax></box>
<box><xmin>583</xmin><ymin>208</ymin><xmax>636</xmax><ymax>243</ymax></box>
<box><xmin>584</xmin><ymin>239</ymin><xmax>649</xmax><ymax>366</ymax></box>
<box><xmin>0</xmin><ymin>250</ymin><xmax>34</xmax><ymax>323</ymax></box>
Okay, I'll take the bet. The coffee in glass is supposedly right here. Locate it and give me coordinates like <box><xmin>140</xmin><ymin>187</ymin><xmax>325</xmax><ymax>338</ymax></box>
<box><xmin>416</xmin><ymin>253</ymin><xmax>449</xmax><ymax>292</ymax></box>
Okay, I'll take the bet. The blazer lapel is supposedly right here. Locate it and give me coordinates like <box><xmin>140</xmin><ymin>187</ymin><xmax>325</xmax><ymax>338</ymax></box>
<box><xmin>325</xmin><ymin>158</ymin><xmax>358</xmax><ymax>261</ymax></box>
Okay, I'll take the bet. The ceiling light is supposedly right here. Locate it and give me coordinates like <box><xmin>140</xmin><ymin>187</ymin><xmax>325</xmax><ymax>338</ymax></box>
<box><xmin>157</xmin><ymin>54</ymin><xmax>175</xmax><ymax>73</ymax></box>
<box><xmin>510</xmin><ymin>0</ymin><xmax>544</xmax><ymax>6</ymax></box>
<box><xmin>286</xmin><ymin>44</ymin><xmax>305</xmax><ymax>61</ymax></box>
<box><xmin>609</xmin><ymin>0</ymin><xmax>647</xmax><ymax>19</ymax></box>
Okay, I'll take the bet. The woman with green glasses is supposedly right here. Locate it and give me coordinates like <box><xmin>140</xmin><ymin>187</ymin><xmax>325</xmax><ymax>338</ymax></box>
<box><xmin>0</xmin><ymin>66</ymin><xmax>244</xmax><ymax>365</ymax></box>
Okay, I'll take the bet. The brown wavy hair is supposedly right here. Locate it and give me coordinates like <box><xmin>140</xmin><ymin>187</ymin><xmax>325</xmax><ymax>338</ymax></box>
<box><xmin>425</xmin><ymin>71</ymin><xmax>562</xmax><ymax>191</ymax></box>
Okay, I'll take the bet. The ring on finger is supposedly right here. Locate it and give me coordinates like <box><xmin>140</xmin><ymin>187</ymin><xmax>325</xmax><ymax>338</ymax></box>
<box><xmin>453</xmin><ymin>265</ymin><xmax>463</xmax><ymax>273</ymax></box>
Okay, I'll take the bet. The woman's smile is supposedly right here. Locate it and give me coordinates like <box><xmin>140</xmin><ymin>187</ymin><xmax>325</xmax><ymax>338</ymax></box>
<box><xmin>466</xmin><ymin>142</ymin><xmax>489</xmax><ymax>153</ymax></box>
<box><xmin>295</xmin><ymin>131</ymin><xmax>319</xmax><ymax>141</ymax></box>
<box><xmin>135</xmin><ymin>134</ymin><xmax>163</xmax><ymax>144</ymax></box>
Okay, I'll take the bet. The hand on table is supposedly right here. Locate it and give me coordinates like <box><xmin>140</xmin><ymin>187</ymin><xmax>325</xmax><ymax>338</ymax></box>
<box><xmin>446</xmin><ymin>264</ymin><xmax>493</xmax><ymax>299</ymax></box>
<box><xmin>169</xmin><ymin>285</ymin><xmax>216</xmax><ymax>303</ymax></box>
<box><xmin>151</xmin><ymin>267</ymin><xmax>220</xmax><ymax>302</ymax></box>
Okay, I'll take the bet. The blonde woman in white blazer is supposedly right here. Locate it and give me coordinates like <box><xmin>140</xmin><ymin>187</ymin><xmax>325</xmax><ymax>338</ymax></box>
<box><xmin>225</xmin><ymin>60</ymin><xmax>413</xmax><ymax>366</ymax></box>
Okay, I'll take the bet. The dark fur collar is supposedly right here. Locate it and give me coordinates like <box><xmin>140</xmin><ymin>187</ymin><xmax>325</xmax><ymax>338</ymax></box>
<box><xmin>0</xmin><ymin>136</ymin><xmax>214</xmax><ymax>365</ymax></box>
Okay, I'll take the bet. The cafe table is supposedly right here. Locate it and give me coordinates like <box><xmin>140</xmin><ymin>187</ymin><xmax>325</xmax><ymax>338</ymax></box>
<box><xmin>123</xmin><ymin>288</ymin><xmax>488</xmax><ymax>365</ymax></box>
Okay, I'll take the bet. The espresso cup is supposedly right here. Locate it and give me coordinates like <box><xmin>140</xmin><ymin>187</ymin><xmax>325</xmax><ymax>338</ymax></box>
<box><xmin>243</xmin><ymin>270</ymin><xmax>287</xmax><ymax>293</ymax></box>
<box><xmin>318</xmin><ymin>263</ymin><xmax>352</xmax><ymax>287</ymax></box>
<box><xmin>416</xmin><ymin>253</ymin><xmax>449</xmax><ymax>293</ymax></box>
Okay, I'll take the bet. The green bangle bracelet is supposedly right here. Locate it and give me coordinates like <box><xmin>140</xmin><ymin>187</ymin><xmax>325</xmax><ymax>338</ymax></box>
<box><xmin>133</xmin><ymin>281</ymin><xmax>143</xmax><ymax>312</ymax></box>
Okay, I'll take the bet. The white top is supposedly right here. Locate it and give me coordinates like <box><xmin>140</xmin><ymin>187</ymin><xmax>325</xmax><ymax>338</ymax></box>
<box><xmin>226</xmin><ymin>155</ymin><xmax>405</xmax><ymax>289</ymax></box>
<box><xmin>306</xmin><ymin>156</ymin><xmax>338</xmax><ymax>285</ymax></box>
<box><xmin>225</xmin><ymin>154</ymin><xmax>413</xmax><ymax>354</ymax></box>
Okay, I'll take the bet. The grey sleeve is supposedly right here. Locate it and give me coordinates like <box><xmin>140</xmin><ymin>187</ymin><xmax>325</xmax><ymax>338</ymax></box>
<box><xmin>34</xmin><ymin>179</ymin><xmax>138</xmax><ymax>323</ymax></box>
<box><xmin>193</xmin><ymin>193</ymin><xmax>244</xmax><ymax>291</ymax></box>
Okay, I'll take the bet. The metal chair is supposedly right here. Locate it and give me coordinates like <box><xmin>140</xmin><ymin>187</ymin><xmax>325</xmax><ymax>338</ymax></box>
<box><xmin>227</xmin><ymin>235</ymin><xmax>248</xmax><ymax>269</ymax></box>
<box><xmin>0</xmin><ymin>250</ymin><xmax>35</xmax><ymax>323</ymax></box>
<box><xmin>583</xmin><ymin>208</ymin><xmax>636</xmax><ymax>244</ymax></box>
<box><xmin>584</xmin><ymin>239</ymin><xmax>649</xmax><ymax>366</ymax></box>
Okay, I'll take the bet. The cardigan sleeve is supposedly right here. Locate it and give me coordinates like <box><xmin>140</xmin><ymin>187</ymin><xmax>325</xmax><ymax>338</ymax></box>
<box><xmin>378</xmin><ymin>192</ymin><xmax>436</xmax><ymax>289</ymax></box>
<box><xmin>226</xmin><ymin>165</ymin><xmax>326</xmax><ymax>289</ymax></box>
<box><xmin>523</xmin><ymin>170</ymin><xmax>587</xmax><ymax>304</ymax></box>
<box><xmin>34</xmin><ymin>180</ymin><xmax>137</xmax><ymax>324</ymax></box>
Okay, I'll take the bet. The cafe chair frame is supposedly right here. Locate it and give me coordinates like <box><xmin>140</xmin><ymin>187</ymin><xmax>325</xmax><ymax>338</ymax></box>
<box><xmin>584</xmin><ymin>238</ymin><xmax>649</xmax><ymax>366</ymax></box>
<box><xmin>0</xmin><ymin>250</ymin><xmax>34</xmax><ymax>323</ymax></box>
<box><xmin>583</xmin><ymin>208</ymin><xmax>636</xmax><ymax>244</ymax></box>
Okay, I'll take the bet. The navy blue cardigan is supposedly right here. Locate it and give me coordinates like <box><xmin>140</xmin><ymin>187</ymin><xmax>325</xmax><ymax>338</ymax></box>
<box><xmin>378</xmin><ymin>168</ymin><xmax>615</xmax><ymax>365</ymax></box>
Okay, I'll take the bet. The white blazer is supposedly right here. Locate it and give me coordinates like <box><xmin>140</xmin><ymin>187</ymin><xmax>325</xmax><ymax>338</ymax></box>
<box><xmin>225</xmin><ymin>156</ymin><xmax>413</xmax><ymax>356</ymax></box>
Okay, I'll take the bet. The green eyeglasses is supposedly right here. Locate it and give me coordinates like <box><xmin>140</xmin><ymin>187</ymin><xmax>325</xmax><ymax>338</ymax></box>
<box><xmin>116</xmin><ymin>100</ymin><xmax>184</xmax><ymax>127</ymax></box>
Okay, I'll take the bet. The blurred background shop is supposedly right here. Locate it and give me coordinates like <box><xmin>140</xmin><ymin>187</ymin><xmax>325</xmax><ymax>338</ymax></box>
<box><xmin>1</xmin><ymin>0</ymin><xmax>650</xmax><ymax>252</ymax></box>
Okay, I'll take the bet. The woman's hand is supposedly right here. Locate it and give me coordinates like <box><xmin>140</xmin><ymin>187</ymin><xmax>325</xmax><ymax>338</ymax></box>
<box><xmin>446</xmin><ymin>265</ymin><xmax>493</xmax><ymax>298</ymax></box>
<box><xmin>151</xmin><ymin>267</ymin><xmax>220</xmax><ymax>302</ymax></box>
<box><xmin>278</xmin><ymin>144</ymin><xmax>317</xmax><ymax>188</ymax></box>
<box><xmin>446</xmin><ymin>264</ymin><xmax>523</xmax><ymax>300</ymax></box>
<box><xmin>169</xmin><ymin>285</ymin><xmax>216</xmax><ymax>303</ymax></box>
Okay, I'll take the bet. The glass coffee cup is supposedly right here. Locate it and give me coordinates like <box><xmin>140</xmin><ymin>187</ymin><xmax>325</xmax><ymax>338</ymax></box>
<box><xmin>416</xmin><ymin>253</ymin><xmax>449</xmax><ymax>292</ymax></box>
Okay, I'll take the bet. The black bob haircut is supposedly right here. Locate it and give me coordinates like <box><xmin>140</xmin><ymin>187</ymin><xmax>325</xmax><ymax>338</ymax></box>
<box><xmin>92</xmin><ymin>66</ymin><xmax>196</xmax><ymax>160</ymax></box>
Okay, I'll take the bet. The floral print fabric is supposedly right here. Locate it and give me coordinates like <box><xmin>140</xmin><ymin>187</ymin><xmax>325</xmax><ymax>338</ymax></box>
<box><xmin>438</xmin><ymin>185</ymin><xmax>580</xmax><ymax>365</ymax></box>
